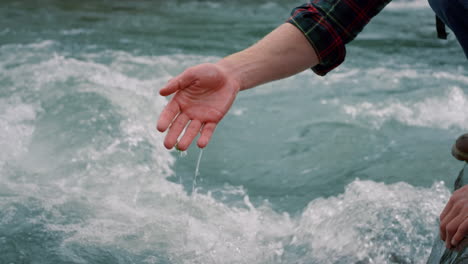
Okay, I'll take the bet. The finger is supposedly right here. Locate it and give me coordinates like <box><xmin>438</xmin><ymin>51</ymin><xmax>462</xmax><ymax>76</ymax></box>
<box><xmin>176</xmin><ymin>120</ymin><xmax>202</xmax><ymax>151</ymax></box>
<box><xmin>440</xmin><ymin>198</ymin><xmax>455</xmax><ymax>222</ymax></box>
<box><xmin>164</xmin><ymin>113</ymin><xmax>190</xmax><ymax>149</ymax></box>
<box><xmin>446</xmin><ymin>216</ymin><xmax>464</xmax><ymax>249</ymax></box>
<box><xmin>159</xmin><ymin>78</ymin><xmax>179</xmax><ymax>96</ymax></box>
<box><xmin>441</xmin><ymin>201</ymin><xmax>461</xmax><ymax>241</ymax></box>
<box><xmin>445</xmin><ymin>218</ymin><xmax>458</xmax><ymax>248</ymax></box>
<box><xmin>441</xmin><ymin>211</ymin><xmax>457</xmax><ymax>242</ymax></box>
<box><xmin>197</xmin><ymin>122</ymin><xmax>217</xmax><ymax>148</ymax></box>
<box><xmin>160</xmin><ymin>69</ymin><xmax>197</xmax><ymax>96</ymax></box>
<box><xmin>451</xmin><ymin>217</ymin><xmax>468</xmax><ymax>247</ymax></box>
<box><xmin>441</xmin><ymin>214</ymin><xmax>449</xmax><ymax>241</ymax></box>
<box><xmin>157</xmin><ymin>99</ymin><xmax>180</xmax><ymax>132</ymax></box>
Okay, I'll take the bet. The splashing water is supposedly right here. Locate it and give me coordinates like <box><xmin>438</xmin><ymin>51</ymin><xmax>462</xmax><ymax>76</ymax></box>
<box><xmin>0</xmin><ymin>0</ymin><xmax>466</xmax><ymax>263</ymax></box>
<box><xmin>343</xmin><ymin>87</ymin><xmax>468</xmax><ymax>130</ymax></box>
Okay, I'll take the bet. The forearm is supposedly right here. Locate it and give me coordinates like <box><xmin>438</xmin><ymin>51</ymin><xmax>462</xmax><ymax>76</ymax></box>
<box><xmin>216</xmin><ymin>23</ymin><xmax>319</xmax><ymax>91</ymax></box>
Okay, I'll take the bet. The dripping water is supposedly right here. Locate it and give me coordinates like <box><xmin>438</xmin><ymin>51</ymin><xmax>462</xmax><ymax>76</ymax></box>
<box><xmin>192</xmin><ymin>148</ymin><xmax>204</xmax><ymax>194</ymax></box>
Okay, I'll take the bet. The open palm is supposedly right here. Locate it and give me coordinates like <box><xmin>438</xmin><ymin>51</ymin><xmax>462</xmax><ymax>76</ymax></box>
<box><xmin>157</xmin><ymin>63</ymin><xmax>241</xmax><ymax>150</ymax></box>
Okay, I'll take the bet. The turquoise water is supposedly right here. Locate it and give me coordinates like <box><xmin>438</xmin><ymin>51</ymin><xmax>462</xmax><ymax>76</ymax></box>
<box><xmin>0</xmin><ymin>0</ymin><xmax>467</xmax><ymax>263</ymax></box>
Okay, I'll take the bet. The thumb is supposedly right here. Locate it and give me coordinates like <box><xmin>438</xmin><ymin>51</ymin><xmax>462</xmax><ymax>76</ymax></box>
<box><xmin>160</xmin><ymin>69</ymin><xmax>197</xmax><ymax>96</ymax></box>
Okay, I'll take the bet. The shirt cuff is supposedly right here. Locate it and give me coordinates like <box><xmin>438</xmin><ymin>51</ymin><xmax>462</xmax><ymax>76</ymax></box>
<box><xmin>287</xmin><ymin>3</ymin><xmax>346</xmax><ymax>76</ymax></box>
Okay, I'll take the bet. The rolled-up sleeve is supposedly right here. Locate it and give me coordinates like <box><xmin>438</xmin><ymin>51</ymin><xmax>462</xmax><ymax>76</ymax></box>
<box><xmin>287</xmin><ymin>0</ymin><xmax>391</xmax><ymax>76</ymax></box>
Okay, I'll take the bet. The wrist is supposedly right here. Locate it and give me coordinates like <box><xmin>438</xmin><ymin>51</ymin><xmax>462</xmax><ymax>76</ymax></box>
<box><xmin>216</xmin><ymin>57</ymin><xmax>246</xmax><ymax>92</ymax></box>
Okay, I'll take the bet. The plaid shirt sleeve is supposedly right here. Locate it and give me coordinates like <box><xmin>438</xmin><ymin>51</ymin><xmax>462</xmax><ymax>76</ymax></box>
<box><xmin>287</xmin><ymin>0</ymin><xmax>391</xmax><ymax>76</ymax></box>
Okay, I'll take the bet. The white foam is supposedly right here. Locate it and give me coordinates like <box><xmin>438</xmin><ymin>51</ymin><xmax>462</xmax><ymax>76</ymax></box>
<box><xmin>43</xmin><ymin>178</ymin><xmax>449</xmax><ymax>264</ymax></box>
<box><xmin>0</xmin><ymin>43</ymin><xmax>179</xmax><ymax>195</ymax></box>
<box><xmin>0</xmin><ymin>98</ymin><xmax>38</xmax><ymax>168</ymax></box>
<box><xmin>295</xmin><ymin>180</ymin><xmax>449</xmax><ymax>264</ymax></box>
<box><xmin>344</xmin><ymin>87</ymin><xmax>468</xmax><ymax>130</ymax></box>
<box><xmin>60</xmin><ymin>29</ymin><xmax>93</xmax><ymax>36</ymax></box>
<box><xmin>433</xmin><ymin>72</ymin><xmax>468</xmax><ymax>85</ymax></box>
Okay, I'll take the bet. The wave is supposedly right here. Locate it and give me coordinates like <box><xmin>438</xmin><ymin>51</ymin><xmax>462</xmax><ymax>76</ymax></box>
<box><xmin>343</xmin><ymin>87</ymin><xmax>468</xmax><ymax>130</ymax></box>
<box><xmin>39</xmin><ymin>179</ymin><xmax>449</xmax><ymax>264</ymax></box>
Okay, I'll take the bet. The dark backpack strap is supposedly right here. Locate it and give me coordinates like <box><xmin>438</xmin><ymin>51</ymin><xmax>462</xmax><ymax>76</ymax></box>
<box><xmin>436</xmin><ymin>15</ymin><xmax>448</xmax><ymax>39</ymax></box>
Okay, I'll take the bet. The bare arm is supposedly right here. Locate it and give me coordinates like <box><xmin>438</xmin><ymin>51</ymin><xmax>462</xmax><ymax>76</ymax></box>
<box><xmin>157</xmin><ymin>23</ymin><xmax>319</xmax><ymax>150</ymax></box>
<box><xmin>217</xmin><ymin>23</ymin><xmax>319</xmax><ymax>91</ymax></box>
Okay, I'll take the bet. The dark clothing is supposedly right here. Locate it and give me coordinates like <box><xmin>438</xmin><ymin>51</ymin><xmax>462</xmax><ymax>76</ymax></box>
<box><xmin>429</xmin><ymin>0</ymin><xmax>468</xmax><ymax>59</ymax></box>
<box><xmin>288</xmin><ymin>0</ymin><xmax>468</xmax><ymax>76</ymax></box>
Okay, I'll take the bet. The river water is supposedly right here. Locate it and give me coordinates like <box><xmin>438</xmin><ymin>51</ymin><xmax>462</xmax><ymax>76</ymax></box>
<box><xmin>0</xmin><ymin>0</ymin><xmax>467</xmax><ymax>263</ymax></box>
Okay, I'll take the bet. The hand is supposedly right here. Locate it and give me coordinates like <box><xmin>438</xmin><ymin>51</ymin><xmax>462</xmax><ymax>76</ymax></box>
<box><xmin>440</xmin><ymin>185</ymin><xmax>468</xmax><ymax>249</ymax></box>
<box><xmin>157</xmin><ymin>63</ymin><xmax>241</xmax><ymax>150</ymax></box>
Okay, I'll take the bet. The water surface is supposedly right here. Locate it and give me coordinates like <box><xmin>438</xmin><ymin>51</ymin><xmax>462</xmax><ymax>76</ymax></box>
<box><xmin>0</xmin><ymin>0</ymin><xmax>467</xmax><ymax>263</ymax></box>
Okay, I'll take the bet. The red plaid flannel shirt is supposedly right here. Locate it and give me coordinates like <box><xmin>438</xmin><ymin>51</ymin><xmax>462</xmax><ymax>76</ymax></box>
<box><xmin>287</xmin><ymin>0</ymin><xmax>391</xmax><ymax>76</ymax></box>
